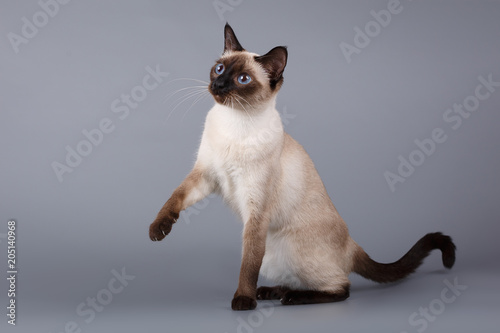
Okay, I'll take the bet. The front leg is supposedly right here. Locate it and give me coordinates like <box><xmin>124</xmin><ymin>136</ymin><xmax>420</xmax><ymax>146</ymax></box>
<box><xmin>150</xmin><ymin>166</ymin><xmax>213</xmax><ymax>241</ymax></box>
<box><xmin>232</xmin><ymin>213</ymin><xmax>270</xmax><ymax>311</ymax></box>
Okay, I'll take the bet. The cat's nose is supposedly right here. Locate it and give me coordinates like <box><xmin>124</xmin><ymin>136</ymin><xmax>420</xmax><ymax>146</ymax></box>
<box><xmin>211</xmin><ymin>79</ymin><xmax>228</xmax><ymax>95</ymax></box>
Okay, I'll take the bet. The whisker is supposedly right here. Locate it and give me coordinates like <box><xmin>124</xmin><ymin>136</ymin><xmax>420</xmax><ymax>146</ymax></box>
<box><xmin>233</xmin><ymin>95</ymin><xmax>257</xmax><ymax>129</ymax></box>
<box><xmin>168</xmin><ymin>89</ymin><xmax>205</xmax><ymax>108</ymax></box>
<box><xmin>164</xmin><ymin>89</ymin><xmax>205</xmax><ymax>104</ymax></box>
<box><xmin>233</xmin><ymin>94</ymin><xmax>252</xmax><ymax>110</ymax></box>
<box><xmin>160</xmin><ymin>75</ymin><xmax>210</xmax><ymax>124</ymax></box>
<box><xmin>163</xmin><ymin>85</ymin><xmax>208</xmax><ymax>104</ymax></box>
<box><xmin>164</xmin><ymin>89</ymin><xmax>207</xmax><ymax>123</ymax></box>
<box><xmin>180</xmin><ymin>90</ymin><xmax>210</xmax><ymax>121</ymax></box>
<box><xmin>165</xmin><ymin>78</ymin><xmax>209</xmax><ymax>85</ymax></box>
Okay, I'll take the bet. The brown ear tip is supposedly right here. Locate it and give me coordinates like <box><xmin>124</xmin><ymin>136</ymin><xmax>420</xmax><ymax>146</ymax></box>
<box><xmin>224</xmin><ymin>23</ymin><xmax>237</xmax><ymax>37</ymax></box>
<box><xmin>272</xmin><ymin>46</ymin><xmax>288</xmax><ymax>58</ymax></box>
<box><xmin>224</xmin><ymin>23</ymin><xmax>234</xmax><ymax>38</ymax></box>
<box><xmin>223</xmin><ymin>23</ymin><xmax>244</xmax><ymax>52</ymax></box>
<box><xmin>282</xmin><ymin>47</ymin><xmax>288</xmax><ymax>59</ymax></box>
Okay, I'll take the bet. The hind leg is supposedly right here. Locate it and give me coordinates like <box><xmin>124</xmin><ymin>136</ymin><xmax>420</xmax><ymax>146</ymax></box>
<box><xmin>280</xmin><ymin>284</ymin><xmax>350</xmax><ymax>305</ymax></box>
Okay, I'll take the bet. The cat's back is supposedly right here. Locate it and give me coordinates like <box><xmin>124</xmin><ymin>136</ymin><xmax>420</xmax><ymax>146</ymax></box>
<box><xmin>274</xmin><ymin>132</ymin><xmax>341</xmax><ymax>227</ymax></box>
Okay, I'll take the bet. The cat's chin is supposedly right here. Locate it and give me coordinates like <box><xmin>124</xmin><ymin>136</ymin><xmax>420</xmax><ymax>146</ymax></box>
<box><xmin>212</xmin><ymin>95</ymin><xmax>236</xmax><ymax>108</ymax></box>
<box><xmin>212</xmin><ymin>95</ymin><xmax>226</xmax><ymax>105</ymax></box>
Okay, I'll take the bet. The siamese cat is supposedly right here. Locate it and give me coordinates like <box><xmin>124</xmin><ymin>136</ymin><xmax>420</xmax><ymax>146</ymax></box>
<box><xmin>149</xmin><ymin>24</ymin><xmax>456</xmax><ymax>311</ymax></box>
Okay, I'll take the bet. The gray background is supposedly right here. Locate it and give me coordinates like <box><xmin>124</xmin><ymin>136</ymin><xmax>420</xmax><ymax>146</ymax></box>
<box><xmin>1</xmin><ymin>0</ymin><xmax>499</xmax><ymax>332</ymax></box>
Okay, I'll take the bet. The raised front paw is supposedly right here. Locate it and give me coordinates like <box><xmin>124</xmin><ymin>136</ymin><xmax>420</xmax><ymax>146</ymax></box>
<box><xmin>149</xmin><ymin>212</ymin><xmax>178</xmax><ymax>241</ymax></box>
<box><xmin>231</xmin><ymin>295</ymin><xmax>257</xmax><ymax>311</ymax></box>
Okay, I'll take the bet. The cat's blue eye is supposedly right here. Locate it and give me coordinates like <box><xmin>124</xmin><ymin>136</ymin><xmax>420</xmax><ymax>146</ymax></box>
<box><xmin>238</xmin><ymin>74</ymin><xmax>252</xmax><ymax>84</ymax></box>
<box><xmin>215</xmin><ymin>63</ymin><xmax>224</xmax><ymax>75</ymax></box>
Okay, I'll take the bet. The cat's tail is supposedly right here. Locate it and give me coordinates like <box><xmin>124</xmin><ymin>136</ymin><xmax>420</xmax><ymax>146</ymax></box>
<box><xmin>352</xmin><ymin>232</ymin><xmax>456</xmax><ymax>283</ymax></box>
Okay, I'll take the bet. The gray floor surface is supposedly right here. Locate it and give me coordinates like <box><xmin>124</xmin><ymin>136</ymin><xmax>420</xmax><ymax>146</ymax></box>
<box><xmin>9</xmin><ymin>265</ymin><xmax>499</xmax><ymax>333</ymax></box>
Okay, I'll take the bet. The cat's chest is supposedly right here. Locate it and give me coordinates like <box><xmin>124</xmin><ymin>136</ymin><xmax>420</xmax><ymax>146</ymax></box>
<box><xmin>211</xmin><ymin>138</ymin><xmax>263</xmax><ymax>189</ymax></box>
<box><xmin>197</xmin><ymin>105</ymin><xmax>283</xmax><ymax>214</ymax></box>
<box><xmin>205</xmin><ymin>139</ymin><xmax>265</xmax><ymax>221</ymax></box>
<box><xmin>201</xmin><ymin>108</ymin><xmax>281</xmax><ymax>169</ymax></box>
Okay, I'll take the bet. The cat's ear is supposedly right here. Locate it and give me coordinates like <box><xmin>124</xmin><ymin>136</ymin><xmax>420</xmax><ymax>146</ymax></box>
<box><xmin>224</xmin><ymin>23</ymin><xmax>244</xmax><ymax>53</ymax></box>
<box><xmin>255</xmin><ymin>46</ymin><xmax>288</xmax><ymax>89</ymax></box>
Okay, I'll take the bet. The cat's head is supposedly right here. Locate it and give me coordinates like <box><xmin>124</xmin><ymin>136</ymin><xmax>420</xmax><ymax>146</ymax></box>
<box><xmin>209</xmin><ymin>24</ymin><xmax>288</xmax><ymax>110</ymax></box>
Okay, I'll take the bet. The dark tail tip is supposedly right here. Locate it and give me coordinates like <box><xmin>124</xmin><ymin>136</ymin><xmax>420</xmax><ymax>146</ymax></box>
<box><xmin>353</xmin><ymin>232</ymin><xmax>457</xmax><ymax>283</ymax></box>
<box><xmin>428</xmin><ymin>232</ymin><xmax>456</xmax><ymax>269</ymax></box>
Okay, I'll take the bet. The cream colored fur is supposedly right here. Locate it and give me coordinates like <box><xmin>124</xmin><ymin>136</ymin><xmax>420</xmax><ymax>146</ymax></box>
<box><xmin>186</xmin><ymin>51</ymin><xmax>359</xmax><ymax>292</ymax></box>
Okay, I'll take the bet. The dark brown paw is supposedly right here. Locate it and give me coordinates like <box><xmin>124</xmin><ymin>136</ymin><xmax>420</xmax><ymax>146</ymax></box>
<box><xmin>149</xmin><ymin>212</ymin><xmax>178</xmax><ymax>241</ymax></box>
<box><xmin>280</xmin><ymin>288</ymin><xmax>350</xmax><ymax>305</ymax></box>
<box><xmin>280</xmin><ymin>290</ymin><xmax>303</xmax><ymax>305</ymax></box>
<box><xmin>231</xmin><ymin>295</ymin><xmax>257</xmax><ymax>311</ymax></box>
<box><xmin>257</xmin><ymin>286</ymin><xmax>287</xmax><ymax>300</ymax></box>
